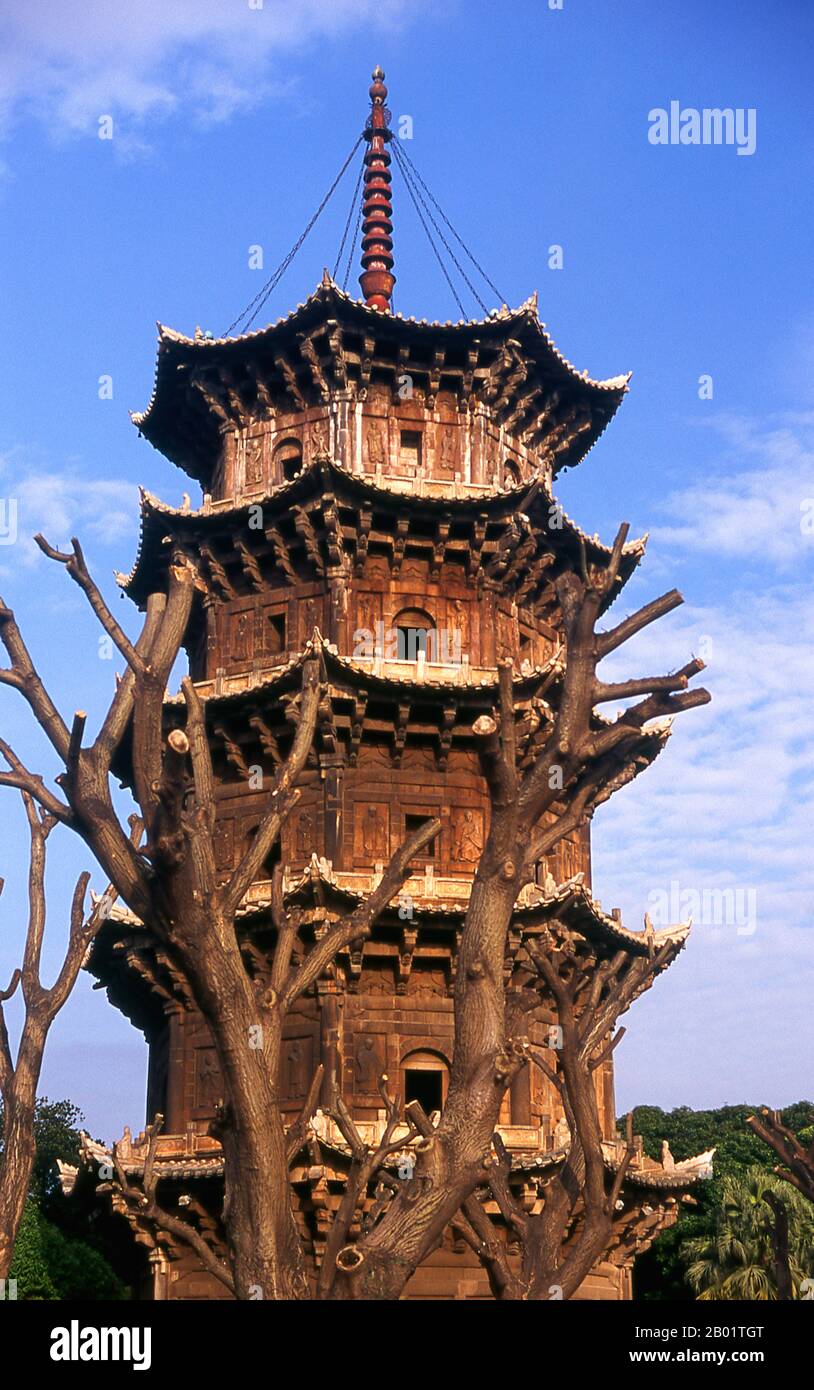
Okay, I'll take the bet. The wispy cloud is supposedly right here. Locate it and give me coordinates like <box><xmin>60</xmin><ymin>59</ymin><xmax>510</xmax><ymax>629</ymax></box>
<box><xmin>650</xmin><ymin>412</ymin><xmax>814</xmax><ymax>568</ymax></box>
<box><xmin>600</xmin><ymin>585</ymin><xmax>814</xmax><ymax>1109</ymax></box>
<box><xmin>0</xmin><ymin>450</ymin><xmax>138</xmax><ymax>573</ymax></box>
<box><xmin>0</xmin><ymin>0</ymin><xmax>419</xmax><ymax>157</ymax></box>
<box><xmin>592</xmin><ymin>414</ymin><xmax>814</xmax><ymax>1106</ymax></box>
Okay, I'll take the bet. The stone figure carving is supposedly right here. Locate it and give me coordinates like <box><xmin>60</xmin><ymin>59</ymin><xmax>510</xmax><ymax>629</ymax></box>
<box><xmin>244</xmin><ymin>433</ymin><xmax>264</xmax><ymax>486</ymax></box>
<box><xmin>439</xmin><ymin>428</ymin><xmax>456</xmax><ymax>474</ymax></box>
<box><xmin>195</xmin><ymin>1050</ymin><xmax>221</xmax><ymax>1109</ymax></box>
<box><xmin>233</xmin><ymin>611</ymin><xmax>252</xmax><ymax>661</ymax></box>
<box><xmin>367</xmin><ymin>419</ymin><xmax>388</xmax><ymax>469</ymax></box>
<box><xmin>450</xmin><ymin>598</ymin><xmax>469</xmax><ymax>657</ymax></box>
<box><xmin>452</xmin><ymin>809</ymin><xmax>483</xmax><ymax>864</ymax></box>
<box><xmin>310</xmin><ymin>421</ymin><xmax>329</xmax><ymax>457</ymax></box>
<box><xmin>285</xmin><ymin>1038</ymin><xmax>309</xmax><ymax>1100</ymax></box>
<box><xmin>553</xmin><ymin>1116</ymin><xmax>571</xmax><ymax>1151</ymax></box>
<box><xmin>361</xmin><ymin>805</ymin><xmax>387</xmax><ymax>859</ymax></box>
<box><xmin>302</xmin><ymin>598</ymin><xmax>320</xmax><ymax>642</ymax></box>
<box><xmin>355</xmin><ymin>1035</ymin><xmax>383</xmax><ymax>1092</ymax></box>
<box><xmin>296</xmin><ymin>811</ymin><xmax>314</xmax><ymax>856</ymax></box>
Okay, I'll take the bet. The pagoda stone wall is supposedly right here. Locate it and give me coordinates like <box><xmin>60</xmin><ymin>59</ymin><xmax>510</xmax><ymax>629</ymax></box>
<box><xmin>203</xmin><ymin>568</ymin><xmax>555</xmax><ymax>680</ymax></box>
<box><xmin>154</xmin><ymin>962</ymin><xmax>616</xmax><ymax>1142</ymax></box>
<box><xmin>219</xmin><ymin>386</ymin><xmax>539</xmax><ymax>504</ymax></box>
<box><xmin>101</xmin><ymin>275</ymin><xmax>644</xmax><ymax>1299</ymax></box>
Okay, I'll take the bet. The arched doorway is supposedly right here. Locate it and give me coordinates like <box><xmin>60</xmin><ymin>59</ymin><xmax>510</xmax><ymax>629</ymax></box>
<box><xmin>401</xmin><ymin>1048</ymin><xmax>449</xmax><ymax>1117</ymax></box>
<box><xmin>392</xmin><ymin>607</ymin><xmax>435</xmax><ymax>662</ymax></box>
<box><xmin>272</xmin><ymin>437</ymin><xmax>303</xmax><ymax>483</ymax></box>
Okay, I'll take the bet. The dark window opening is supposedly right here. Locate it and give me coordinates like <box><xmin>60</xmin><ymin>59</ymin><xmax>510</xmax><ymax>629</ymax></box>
<box><xmin>265</xmin><ymin>838</ymin><xmax>281</xmax><ymax>876</ymax></box>
<box><xmin>404</xmin><ymin>1068</ymin><xmax>443</xmax><ymax>1114</ymax></box>
<box><xmin>397</xmin><ymin>626</ymin><xmax>429</xmax><ymax>660</ymax></box>
<box><xmin>273</xmin><ymin>438</ymin><xmax>303</xmax><ymax>482</ymax></box>
<box><xmin>265</xmin><ymin>612</ymin><xmax>286</xmax><ymax>656</ymax></box>
<box><xmin>405</xmin><ymin>813</ymin><xmax>436</xmax><ymax>857</ymax></box>
<box><xmin>393</xmin><ymin>609</ymin><xmax>435</xmax><ymax>662</ymax></box>
<box><xmin>399</xmin><ymin>430</ymin><xmax>422</xmax><ymax>470</ymax></box>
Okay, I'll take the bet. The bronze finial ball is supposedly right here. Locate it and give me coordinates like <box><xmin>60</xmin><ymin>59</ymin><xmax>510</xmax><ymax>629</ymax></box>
<box><xmin>370</xmin><ymin>65</ymin><xmax>387</xmax><ymax>101</ymax></box>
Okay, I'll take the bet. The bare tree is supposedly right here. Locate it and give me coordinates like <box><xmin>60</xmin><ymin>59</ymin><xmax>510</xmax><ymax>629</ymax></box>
<box><xmin>335</xmin><ymin>525</ymin><xmax>708</xmax><ymax>1298</ymax></box>
<box><xmin>747</xmin><ymin>1109</ymin><xmax>814</xmax><ymax>1204</ymax></box>
<box><xmin>0</xmin><ymin>523</ymin><xmax>708</xmax><ymax>1297</ymax></box>
<box><xmin>0</xmin><ymin>793</ymin><xmax>112</xmax><ymax>1280</ymax></box>
<box><xmin>0</xmin><ymin>541</ymin><xmax>438</xmax><ymax>1298</ymax></box>
<box><xmin>462</xmin><ymin>933</ymin><xmax>680</xmax><ymax>1301</ymax></box>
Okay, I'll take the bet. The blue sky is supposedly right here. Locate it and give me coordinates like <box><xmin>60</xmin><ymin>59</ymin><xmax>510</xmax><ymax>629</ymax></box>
<box><xmin>0</xmin><ymin>0</ymin><xmax>812</xmax><ymax>1141</ymax></box>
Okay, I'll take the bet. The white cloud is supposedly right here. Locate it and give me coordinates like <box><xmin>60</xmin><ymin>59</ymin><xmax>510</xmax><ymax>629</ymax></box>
<box><xmin>650</xmin><ymin>412</ymin><xmax>814</xmax><ymax>568</ymax></box>
<box><xmin>0</xmin><ymin>1</ymin><xmax>418</xmax><ymax>153</ymax></box>
<box><xmin>0</xmin><ymin>451</ymin><xmax>138</xmax><ymax>572</ymax></box>
<box><xmin>595</xmin><ymin>584</ymin><xmax>814</xmax><ymax>920</ymax></box>
<box><xmin>590</xmin><ymin>448</ymin><xmax>814</xmax><ymax>1106</ymax></box>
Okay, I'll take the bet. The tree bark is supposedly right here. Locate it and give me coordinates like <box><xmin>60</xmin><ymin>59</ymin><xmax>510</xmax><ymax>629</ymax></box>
<box><xmin>0</xmin><ymin>526</ymin><xmax>710</xmax><ymax>1298</ymax></box>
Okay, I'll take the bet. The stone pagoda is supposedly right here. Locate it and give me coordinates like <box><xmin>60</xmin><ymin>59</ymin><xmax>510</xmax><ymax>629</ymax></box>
<box><xmin>68</xmin><ymin>68</ymin><xmax>710</xmax><ymax>1300</ymax></box>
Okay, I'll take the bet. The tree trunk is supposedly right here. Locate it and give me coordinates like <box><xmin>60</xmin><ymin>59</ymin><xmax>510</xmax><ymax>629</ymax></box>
<box><xmin>0</xmin><ymin>1022</ymin><xmax>44</xmax><ymax>1281</ymax></box>
<box><xmin>165</xmin><ymin>904</ymin><xmax>310</xmax><ymax>1298</ymax></box>
<box><xmin>220</xmin><ymin>1114</ymin><xmax>309</xmax><ymax>1299</ymax></box>
<box><xmin>334</xmin><ymin>836</ymin><xmax>524</xmax><ymax>1299</ymax></box>
<box><xmin>0</xmin><ymin>1103</ymin><xmax>37</xmax><ymax>1281</ymax></box>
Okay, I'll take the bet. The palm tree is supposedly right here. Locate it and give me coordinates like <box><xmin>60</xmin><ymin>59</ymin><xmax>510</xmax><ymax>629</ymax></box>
<box><xmin>682</xmin><ymin>1167</ymin><xmax>814</xmax><ymax>1299</ymax></box>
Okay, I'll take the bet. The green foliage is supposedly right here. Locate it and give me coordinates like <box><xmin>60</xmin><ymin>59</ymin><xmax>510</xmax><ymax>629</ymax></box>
<box><xmin>0</xmin><ymin>1095</ymin><xmax>83</xmax><ymax>1210</ymax></box>
<box><xmin>627</xmin><ymin>1101</ymin><xmax>814</xmax><ymax>1176</ymax></box>
<box><xmin>6</xmin><ymin>1202</ymin><xmax>58</xmax><ymax>1299</ymax></box>
<box><xmin>627</xmin><ymin>1100</ymin><xmax>814</xmax><ymax>1300</ymax></box>
<box><xmin>2</xmin><ymin>1094</ymin><xmax>132</xmax><ymax>1299</ymax></box>
<box><xmin>683</xmin><ymin>1168</ymin><xmax>814</xmax><ymax>1300</ymax></box>
<box><xmin>8</xmin><ymin>1201</ymin><xmax>128</xmax><ymax>1300</ymax></box>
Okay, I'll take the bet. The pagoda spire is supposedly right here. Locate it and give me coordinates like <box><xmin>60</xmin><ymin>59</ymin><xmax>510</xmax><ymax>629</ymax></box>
<box><xmin>359</xmin><ymin>65</ymin><xmax>395</xmax><ymax>312</ymax></box>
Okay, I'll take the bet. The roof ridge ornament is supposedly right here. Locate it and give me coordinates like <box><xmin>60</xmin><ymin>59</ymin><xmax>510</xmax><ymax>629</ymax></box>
<box><xmin>359</xmin><ymin>66</ymin><xmax>395</xmax><ymax>312</ymax></box>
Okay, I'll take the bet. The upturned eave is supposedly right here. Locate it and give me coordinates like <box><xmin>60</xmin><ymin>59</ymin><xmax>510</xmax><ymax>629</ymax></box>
<box><xmin>131</xmin><ymin>279</ymin><xmax>629</xmax><ymax>485</ymax></box>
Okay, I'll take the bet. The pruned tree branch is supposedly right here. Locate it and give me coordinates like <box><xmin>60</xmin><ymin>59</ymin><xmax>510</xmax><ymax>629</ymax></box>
<box><xmin>747</xmin><ymin>1109</ymin><xmax>814</xmax><ymax>1203</ymax></box>
<box><xmin>285</xmin><ymin>1064</ymin><xmax>325</xmax><ymax>1163</ymax></box>
<box><xmin>34</xmin><ymin>534</ymin><xmax>146</xmax><ymax>677</ymax></box>
<box><xmin>222</xmin><ymin>657</ymin><xmax>322</xmax><ymax>916</ymax></box>
<box><xmin>0</xmin><ymin>797</ymin><xmax>117</xmax><ymax>1279</ymax></box>
<box><xmin>597</xmin><ymin>588</ymin><xmax>684</xmax><ymax>658</ymax></box>
<box><xmin>282</xmin><ymin>816</ymin><xmax>441</xmax><ymax>1010</ymax></box>
<box><xmin>103</xmin><ymin>1115</ymin><xmax>235</xmax><ymax>1294</ymax></box>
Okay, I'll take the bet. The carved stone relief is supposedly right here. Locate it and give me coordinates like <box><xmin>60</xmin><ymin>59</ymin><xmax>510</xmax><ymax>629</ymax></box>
<box><xmin>451</xmin><ymin>808</ymin><xmax>484</xmax><ymax>865</ymax></box>
<box><xmin>354</xmin><ymin>1034</ymin><xmax>384</xmax><ymax>1093</ymax></box>
<box><xmin>283</xmin><ymin>1036</ymin><xmax>313</xmax><ymax>1101</ymax></box>
<box><xmin>356</xmin><ymin>802</ymin><xmax>389</xmax><ymax>861</ymax></box>
<box><xmin>194</xmin><ymin>1048</ymin><xmax>222</xmax><ymax>1110</ymax></box>
<box><xmin>243</xmin><ymin>431</ymin><xmax>266</xmax><ymax>488</ymax></box>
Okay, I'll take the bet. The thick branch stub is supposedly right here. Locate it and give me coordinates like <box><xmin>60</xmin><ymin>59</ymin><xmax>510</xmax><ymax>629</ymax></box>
<box><xmin>336</xmin><ymin>1246</ymin><xmax>365</xmax><ymax>1273</ymax></box>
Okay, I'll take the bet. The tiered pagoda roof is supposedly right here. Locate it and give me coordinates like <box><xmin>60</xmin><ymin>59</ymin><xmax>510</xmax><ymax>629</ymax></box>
<box><xmin>132</xmin><ymin>280</ymin><xmax>630</xmax><ymax>486</ymax></box>
<box><xmin>118</xmin><ymin>460</ymin><xmax>647</xmax><ymax>608</ymax></box>
<box><xmin>74</xmin><ymin>66</ymin><xmax>710</xmax><ymax>1302</ymax></box>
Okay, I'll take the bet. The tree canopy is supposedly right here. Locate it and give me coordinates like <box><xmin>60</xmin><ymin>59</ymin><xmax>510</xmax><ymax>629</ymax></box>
<box><xmin>627</xmin><ymin>1101</ymin><xmax>814</xmax><ymax>1300</ymax></box>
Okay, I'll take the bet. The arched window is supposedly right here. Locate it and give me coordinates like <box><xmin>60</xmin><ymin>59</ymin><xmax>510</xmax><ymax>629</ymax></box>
<box><xmin>273</xmin><ymin>437</ymin><xmax>303</xmax><ymax>483</ymax></box>
<box><xmin>504</xmin><ymin>458</ymin><xmax>522</xmax><ymax>487</ymax></box>
<box><xmin>401</xmin><ymin>1049</ymin><xmax>449</xmax><ymax>1116</ymax></box>
<box><xmin>392</xmin><ymin>607</ymin><xmax>435</xmax><ymax>661</ymax></box>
